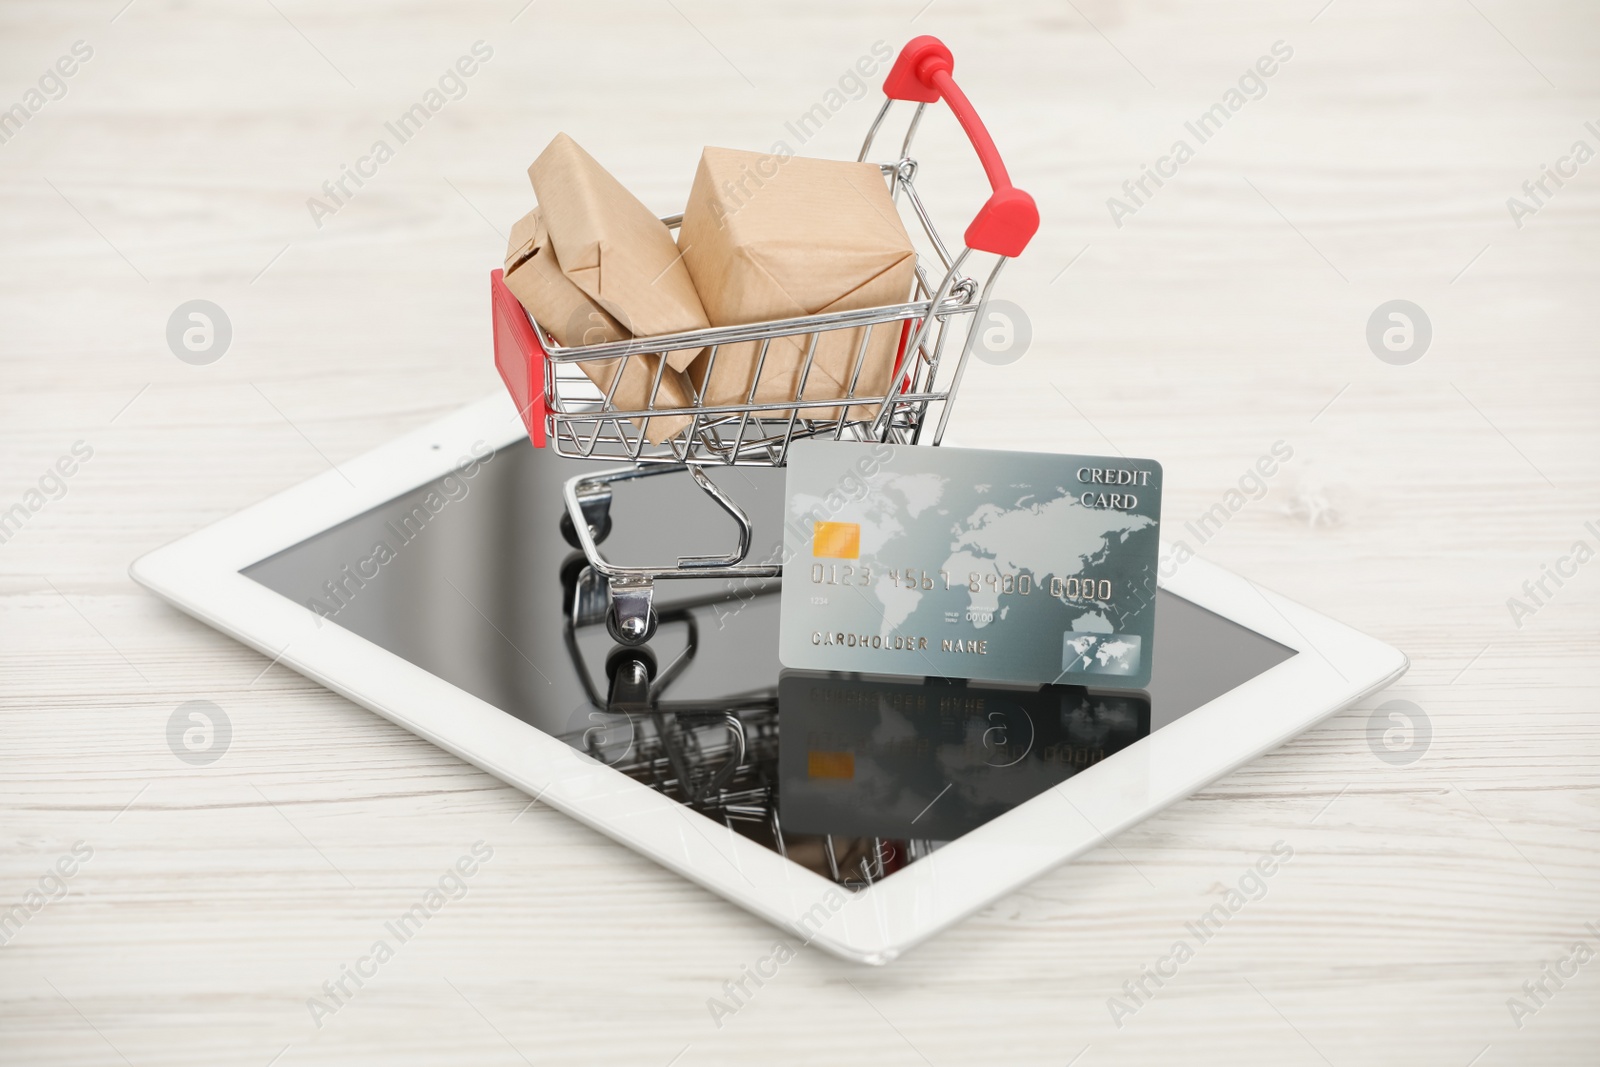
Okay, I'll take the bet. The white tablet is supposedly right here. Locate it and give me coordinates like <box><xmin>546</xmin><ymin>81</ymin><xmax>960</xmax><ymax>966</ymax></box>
<box><xmin>131</xmin><ymin>393</ymin><xmax>1407</xmax><ymax>964</ymax></box>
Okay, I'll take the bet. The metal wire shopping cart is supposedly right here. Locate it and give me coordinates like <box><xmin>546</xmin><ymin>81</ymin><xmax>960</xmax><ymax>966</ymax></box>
<box><xmin>491</xmin><ymin>35</ymin><xmax>1038</xmax><ymax>646</ymax></box>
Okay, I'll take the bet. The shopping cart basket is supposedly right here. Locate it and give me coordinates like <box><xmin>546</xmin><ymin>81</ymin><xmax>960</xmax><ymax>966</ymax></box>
<box><xmin>492</xmin><ymin>35</ymin><xmax>1038</xmax><ymax>646</ymax></box>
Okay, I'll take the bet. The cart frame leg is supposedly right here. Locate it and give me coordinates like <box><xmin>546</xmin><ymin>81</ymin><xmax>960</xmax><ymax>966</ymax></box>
<box><xmin>562</xmin><ymin>464</ymin><xmax>781</xmax><ymax>647</ymax></box>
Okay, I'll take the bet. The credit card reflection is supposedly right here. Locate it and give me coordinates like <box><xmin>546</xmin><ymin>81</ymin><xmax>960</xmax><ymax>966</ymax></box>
<box><xmin>562</xmin><ymin>560</ymin><xmax>1149</xmax><ymax>891</ymax></box>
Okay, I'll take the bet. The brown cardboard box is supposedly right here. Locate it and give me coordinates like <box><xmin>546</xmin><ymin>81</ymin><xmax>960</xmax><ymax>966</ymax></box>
<box><xmin>528</xmin><ymin>133</ymin><xmax>709</xmax><ymax>371</ymax></box>
<box><xmin>503</xmin><ymin>208</ymin><xmax>693</xmax><ymax>444</ymax></box>
<box><xmin>677</xmin><ymin>147</ymin><xmax>916</xmax><ymax>421</ymax></box>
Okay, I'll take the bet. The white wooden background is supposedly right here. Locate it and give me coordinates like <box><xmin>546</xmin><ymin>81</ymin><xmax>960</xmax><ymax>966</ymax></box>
<box><xmin>2</xmin><ymin>0</ymin><xmax>1597</xmax><ymax>1063</ymax></box>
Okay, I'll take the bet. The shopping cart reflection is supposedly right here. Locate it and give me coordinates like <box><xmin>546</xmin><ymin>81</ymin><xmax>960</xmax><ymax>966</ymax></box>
<box><xmin>555</xmin><ymin>557</ymin><xmax>1151</xmax><ymax>890</ymax></box>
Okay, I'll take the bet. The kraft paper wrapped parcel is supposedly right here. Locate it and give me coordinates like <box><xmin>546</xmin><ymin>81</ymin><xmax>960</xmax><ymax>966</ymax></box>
<box><xmin>527</xmin><ymin>133</ymin><xmax>710</xmax><ymax>372</ymax></box>
<box><xmin>677</xmin><ymin>147</ymin><xmax>917</xmax><ymax>421</ymax></box>
<box><xmin>502</xmin><ymin>206</ymin><xmax>694</xmax><ymax>444</ymax></box>
<box><xmin>503</xmin><ymin>133</ymin><xmax>711</xmax><ymax>443</ymax></box>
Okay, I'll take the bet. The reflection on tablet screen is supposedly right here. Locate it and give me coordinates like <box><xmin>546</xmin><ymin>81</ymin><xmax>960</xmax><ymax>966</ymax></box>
<box><xmin>245</xmin><ymin>438</ymin><xmax>1294</xmax><ymax>889</ymax></box>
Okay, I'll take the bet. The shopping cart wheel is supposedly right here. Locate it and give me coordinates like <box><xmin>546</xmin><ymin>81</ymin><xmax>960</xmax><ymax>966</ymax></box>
<box><xmin>561</xmin><ymin>484</ymin><xmax>614</xmax><ymax>549</ymax></box>
<box><xmin>605</xmin><ymin>577</ymin><xmax>656</xmax><ymax>646</ymax></box>
<box><xmin>606</xmin><ymin>602</ymin><xmax>658</xmax><ymax>646</ymax></box>
<box><xmin>560</xmin><ymin>507</ymin><xmax>612</xmax><ymax>550</ymax></box>
<box><xmin>605</xmin><ymin>646</ymin><xmax>657</xmax><ymax>711</ymax></box>
<box><xmin>560</xmin><ymin>555</ymin><xmax>611</xmax><ymax>629</ymax></box>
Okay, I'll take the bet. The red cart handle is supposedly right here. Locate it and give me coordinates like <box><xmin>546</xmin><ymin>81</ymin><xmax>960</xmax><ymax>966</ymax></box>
<box><xmin>882</xmin><ymin>36</ymin><xmax>1038</xmax><ymax>258</ymax></box>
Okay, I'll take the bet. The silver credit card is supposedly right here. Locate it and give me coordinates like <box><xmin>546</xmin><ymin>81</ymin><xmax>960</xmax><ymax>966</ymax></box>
<box><xmin>778</xmin><ymin>441</ymin><xmax>1162</xmax><ymax>688</ymax></box>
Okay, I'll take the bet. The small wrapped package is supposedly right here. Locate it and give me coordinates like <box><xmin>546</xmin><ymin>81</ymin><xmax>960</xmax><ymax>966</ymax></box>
<box><xmin>528</xmin><ymin>133</ymin><xmax>710</xmax><ymax>371</ymax></box>
<box><xmin>503</xmin><ymin>208</ymin><xmax>693</xmax><ymax>444</ymax></box>
<box><xmin>677</xmin><ymin>147</ymin><xmax>916</xmax><ymax>421</ymax></box>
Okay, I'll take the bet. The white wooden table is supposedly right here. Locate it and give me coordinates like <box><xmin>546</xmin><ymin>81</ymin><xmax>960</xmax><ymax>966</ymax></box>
<box><xmin>2</xmin><ymin>1</ymin><xmax>1596</xmax><ymax>1063</ymax></box>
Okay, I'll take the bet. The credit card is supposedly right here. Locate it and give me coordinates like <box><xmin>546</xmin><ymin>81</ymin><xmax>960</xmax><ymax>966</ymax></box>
<box><xmin>778</xmin><ymin>441</ymin><xmax>1162</xmax><ymax>688</ymax></box>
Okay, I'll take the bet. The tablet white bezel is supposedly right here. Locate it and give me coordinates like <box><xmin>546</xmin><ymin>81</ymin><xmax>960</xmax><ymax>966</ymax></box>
<box><xmin>131</xmin><ymin>393</ymin><xmax>1407</xmax><ymax>964</ymax></box>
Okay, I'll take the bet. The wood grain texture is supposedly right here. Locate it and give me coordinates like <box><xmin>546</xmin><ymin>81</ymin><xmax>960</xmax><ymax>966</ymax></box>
<box><xmin>2</xmin><ymin>0</ymin><xmax>1596</xmax><ymax>1064</ymax></box>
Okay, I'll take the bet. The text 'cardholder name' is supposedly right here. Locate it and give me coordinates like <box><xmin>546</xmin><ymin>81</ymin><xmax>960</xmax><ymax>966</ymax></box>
<box><xmin>778</xmin><ymin>441</ymin><xmax>1163</xmax><ymax>689</ymax></box>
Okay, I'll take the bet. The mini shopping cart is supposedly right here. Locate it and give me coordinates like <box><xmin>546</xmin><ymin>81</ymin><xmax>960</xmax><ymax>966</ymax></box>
<box><xmin>491</xmin><ymin>35</ymin><xmax>1038</xmax><ymax>646</ymax></box>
